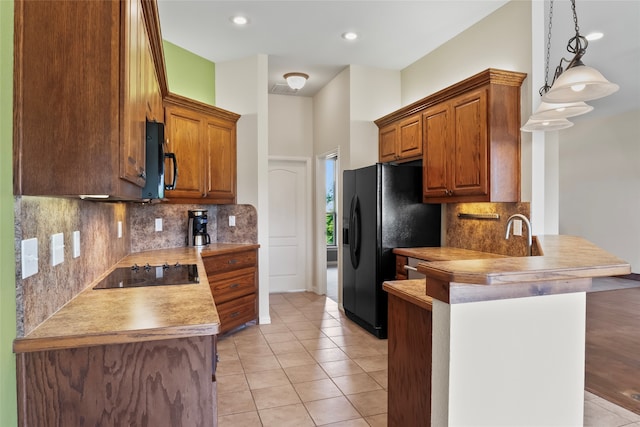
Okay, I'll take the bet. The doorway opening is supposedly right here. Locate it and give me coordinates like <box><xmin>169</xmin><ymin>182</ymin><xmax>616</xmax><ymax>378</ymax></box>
<box><xmin>325</xmin><ymin>153</ymin><xmax>338</xmax><ymax>302</ymax></box>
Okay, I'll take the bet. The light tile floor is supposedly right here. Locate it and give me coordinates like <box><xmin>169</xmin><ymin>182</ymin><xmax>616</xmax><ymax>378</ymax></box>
<box><xmin>216</xmin><ymin>292</ymin><xmax>640</xmax><ymax>427</ymax></box>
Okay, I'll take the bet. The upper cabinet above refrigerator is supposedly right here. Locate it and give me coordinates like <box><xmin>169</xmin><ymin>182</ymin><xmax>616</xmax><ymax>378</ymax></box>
<box><xmin>375</xmin><ymin>68</ymin><xmax>527</xmax><ymax>204</ymax></box>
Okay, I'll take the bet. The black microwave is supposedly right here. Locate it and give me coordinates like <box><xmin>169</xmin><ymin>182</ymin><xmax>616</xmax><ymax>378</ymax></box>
<box><xmin>141</xmin><ymin>120</ymin><xmax>177</xmax><ymax>199</ymax></box>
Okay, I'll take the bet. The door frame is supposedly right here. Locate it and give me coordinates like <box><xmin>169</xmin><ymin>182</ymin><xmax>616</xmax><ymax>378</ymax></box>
<box><xmin>315</xmin><ymin>148</ymin><xmax>341</xmax><ymax>301</ymax></box>
<box><xmin>268</xmin><ymin>156</ymin><xmax>313</xmax><ymax>292</ymax></box>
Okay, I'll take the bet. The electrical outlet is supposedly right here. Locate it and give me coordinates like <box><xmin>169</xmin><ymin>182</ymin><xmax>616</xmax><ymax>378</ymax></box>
<box><xmin>229</xmin><ymin>215</ymin><xmax>236</xmax><ymax>227</ymax></box>
<box><xmin>155</xmin><ymin>218</ymin><xmax>163</xmax><ymax>232</ymax></box>
<box><xmin>51</xmin><ymin>233</ymin><xmax>64</xmax><ymax>266</ymax></box>
<box><xmin>73</xmin><ymin>231</ymin><xmax>81</xmax><ymax>258</ymax></box>
<box><xmin>117</xmin><ymin>221</ymin><xmax>123</xmax><ymax>238</ymax></box>
<box><xmin>21</xmin><ymin>238</ymin><xmax>39</xmax><ymax>279</ymax></box>
<box><xmin>514</xmin><ymin>219</ymin><xmax>523</xmax><ymax>236</ymax></box>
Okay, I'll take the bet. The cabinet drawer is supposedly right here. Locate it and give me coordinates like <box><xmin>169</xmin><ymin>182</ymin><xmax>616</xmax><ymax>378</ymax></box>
<box><xmin>217</xmin><ymin>293</ymin><xmax>257</xmax><ymax>334</ymax></box>
<box><xmin>209</xmin><ymin>268</ymin><xmax>256</xmax><ymax>304</ymax></box>
<box><xmin>203</xmin><ymin>250</ymin><xmax>257</xmax><ymax>274</ymax></box>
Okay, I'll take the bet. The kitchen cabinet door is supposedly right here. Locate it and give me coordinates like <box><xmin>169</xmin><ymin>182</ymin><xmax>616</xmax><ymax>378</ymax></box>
<box><xmin>204</xmin><ymin>117</ymin><xmax>237</xmax><ymax>204</ymax></box>
<box><xmin>379</xmin><ymin>124</ymin><xmax>398</xmax><ymax>163</ymax></box>
<box><xmin>423</xmin><ymin>89</ymin><xmax>488</xmax><ymax>201</ymax></box>
<box><xmin>14</xmin><ymin>0</ymin><xmax>165</xmax><ymax>200</ymax></box>
<box><xmin>397</xmin><ymin>113</ymin><xmax>423</xmax><ymax>159</ymax></box>
<box><xmin>164</xmin><ymin>105</ymin><xmax>206</xmax><ymax>199</ymax></box>
<box><xmin>163</xmin><ymin>94</ymin><xmax>240</xmax><ymax>204</ymax></box>
<box><xmin>377</xmin><ymin>113</ymin><xmax>423</xmax><ymax>163</ymax></box>
<box><xmin>121</xmin><ymin>0</ymin><xmax>147</xmax><ymax>187</ymax></box>
<box><xmin>449</xmin><ymin>88</ymin><xmax>488</xmax><ymax>198</ymax></box>
<box><xmin>423</xmin><ymin>103</ymin><xmax>451</xmax><ymax>199</ymax></box>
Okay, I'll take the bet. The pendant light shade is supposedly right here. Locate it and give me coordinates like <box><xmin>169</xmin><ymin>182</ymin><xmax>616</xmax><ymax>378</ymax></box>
<box><xmin>541</xmin><ymin>65</ymin><xmax>619</xmax><ymax>103</ymax></box>
<box><xmin>521</xmin><ymin>117</ymin><xmax>574</xmax><ymax>132</ymax></box>
<box><xmin>531</xmin><ymin>100</ymin><xmax>593</xmax><ymax>120</ymax></box>
<box><xmin>284</xmin><ymin>72</ymin><xmax>309</xmax><ymax>90</ymax></box>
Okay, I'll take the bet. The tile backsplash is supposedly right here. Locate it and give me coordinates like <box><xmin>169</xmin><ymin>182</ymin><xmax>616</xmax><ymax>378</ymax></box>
<box><xmin>445</xmin><ymin>202</ymin><xmax>532</xmax><ymax>256</ymax></box>
<box><xmin>14</xmin><ymin>196</ymin><xmax>257</xmax><ymax>336</ymax></box>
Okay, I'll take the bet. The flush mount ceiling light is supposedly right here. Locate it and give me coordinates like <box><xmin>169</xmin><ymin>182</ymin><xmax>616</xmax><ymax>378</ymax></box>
<box><xmin>284</xmin><ymin>72</ymin><xmax>309</xmax><ymax>90</ymax></box>
<box><xmin>541</xmin><ymin>0</ymin><xmax>618</xmax><ymax>104</ymax></box>
<box><xmin>522</xmin><ymin>0</ymin><xmax>616</xmax><ymax>132</ymax></box>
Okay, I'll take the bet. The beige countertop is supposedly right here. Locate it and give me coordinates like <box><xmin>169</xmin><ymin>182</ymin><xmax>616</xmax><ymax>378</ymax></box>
<box><xmin>387</xmin><ymin>235</ymin><xmax>631</xmax><ymax>305</ymax></box>
<box><xmin>382</xmin><ymin>279</ymin><xmax>432</xmax><ymax>311</ymax></box>
<box><xmin>393</xmin><ymin>246</ymin><xmax>507</xmax><ymax>261</ymax></box>
<box><xmin>416</xmin><ymin>235</ymin><xmax>629</xmax><ymax>286</ymax></box>
<box><xmin>13</xmin><ymin>245</ymin><xmax>257</xmax><ymax>353</ymax></box>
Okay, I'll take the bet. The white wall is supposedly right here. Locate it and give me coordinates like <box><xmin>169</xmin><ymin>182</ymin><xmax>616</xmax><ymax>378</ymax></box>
<box><xmin>559</xmin><ymin>108</ymin><xmax>640</xmax><ymax>272</ymax></box>
<box><xmin>349</xmin><ymin>65</ymin><xmax>401</xmax><ymax>169</ymax></box>
<box><xmin>269</xmin><ymin>94</ymin><xmax>314</xmax><ymax>158</ymax></box>
<box><xmin>215</xmin><ymin>54</ymin><xmax>271</xmax><ymax>324</ymax></box>
<box><xmin>313</xmin><ymin>68</ymin><xmax>351</xmax><ymax>166</ymax></box>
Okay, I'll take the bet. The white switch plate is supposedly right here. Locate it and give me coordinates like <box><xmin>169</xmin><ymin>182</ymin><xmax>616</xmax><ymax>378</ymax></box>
<box><xmin>513</xmin><ymin>219</ymin><xmax>523</xmax><ymax>236</ymax></box>
<box><xmin>21</xmin><ymin>238</ymin><xmax>39</xmax><ymax>279</ymax></box>
<box><xmin>51</xmin><ymin>232</ymin><xmax>64</xmax><ymax>266</ymax></box>
<box><xmin>117</xmin><ymin>221</ymin><xmax>123</xmax><ymax>238</ymax></box>
<box><xmin>229</xmin><ymin>215</ymin><xmax>236</xmax><ymax>227</ymax></box>
<box><xmin>155</xmin><ymin>218</ymin><xmax>163</xmax><ymax>232</ymax></box>
<box><xmin>73</xmin><ymin>230</ymin><xmax>81</xmax><ymax>258</ymax></box>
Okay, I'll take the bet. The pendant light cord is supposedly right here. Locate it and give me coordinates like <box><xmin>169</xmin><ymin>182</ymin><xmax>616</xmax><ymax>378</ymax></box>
<box><xmin>540</xmin><ymin>0</ymin><xmax>555</xmax><ymax>96</ymax></box>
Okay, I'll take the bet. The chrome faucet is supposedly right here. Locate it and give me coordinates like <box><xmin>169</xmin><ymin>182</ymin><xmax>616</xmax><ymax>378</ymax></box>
<box><xmin>505</xmin><ymin>214</ymin><xmax>533</xmax><ymax>256</ymax></box>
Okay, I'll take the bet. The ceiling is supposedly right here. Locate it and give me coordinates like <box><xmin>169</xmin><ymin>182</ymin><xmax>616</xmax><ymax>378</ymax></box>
<box><xmin>157</xmin><ymin>1</ymin><xmax>639</xmax><ymax>116</ymax></box>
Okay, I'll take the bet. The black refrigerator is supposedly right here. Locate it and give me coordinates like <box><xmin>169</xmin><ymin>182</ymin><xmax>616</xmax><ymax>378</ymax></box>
<box><xmin>342</xmin><ymin>163</ymin><xmax>441</xmax><ymax>338</ymax></box>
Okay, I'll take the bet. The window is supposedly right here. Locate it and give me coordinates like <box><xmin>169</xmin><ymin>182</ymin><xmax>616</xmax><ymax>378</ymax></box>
<box><xmin>325</xmin><ymin>156</ymin><xmax>337</xmax><ymax>246</ymax></box>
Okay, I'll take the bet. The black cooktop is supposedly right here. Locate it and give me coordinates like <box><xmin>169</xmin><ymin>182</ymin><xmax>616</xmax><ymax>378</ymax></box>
<box><xmin>93</xmin><ymin>263</ymin><xmax>199</xmax><ymax>289</ymax></box>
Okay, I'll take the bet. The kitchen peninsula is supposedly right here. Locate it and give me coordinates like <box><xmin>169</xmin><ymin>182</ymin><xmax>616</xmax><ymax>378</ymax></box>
<box><xmin>384</xmin><ymin>235</ymin><xmax>631</xmax><ymax>426</ymax></box>
<box><xmin>13</xmin><ymin>245</ymin><xmax>253</xmax><ymax>427</ymax></box>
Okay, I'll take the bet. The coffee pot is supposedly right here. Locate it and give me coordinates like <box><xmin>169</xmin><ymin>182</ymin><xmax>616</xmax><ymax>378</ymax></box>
<box><xmin>187</xmin><ymin>209</ymin><xmax>211</xmax><ymax>247</ymax></box>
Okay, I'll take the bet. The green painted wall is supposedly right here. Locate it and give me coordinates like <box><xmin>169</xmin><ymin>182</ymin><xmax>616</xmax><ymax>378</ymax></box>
<box><xmin>0</xmin><ymin>0</ymin><xmax>17</xmax><ymax>425</ymax></box>
<box><xmin>163</xmin><ymin>40</ymin><xmax>216</xmax><ymax>105</ymax></box>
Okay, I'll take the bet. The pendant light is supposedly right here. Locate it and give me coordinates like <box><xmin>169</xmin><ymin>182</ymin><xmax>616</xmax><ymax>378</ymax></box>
<box><xmin>541</xmin><ymin>0</ymin><xmax>619</xmax><ymax>103</ymax></box>
<box><xmin>522</xmin><ymin>0</ymin><xmax>614</xmax><ymax>132</ymax></box>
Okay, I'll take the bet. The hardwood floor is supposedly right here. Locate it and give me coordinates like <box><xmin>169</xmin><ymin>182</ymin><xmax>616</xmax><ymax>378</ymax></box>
<box><xmin>586</xmin><ymin>283</ymin><xmax>640</xmax><ymax>414</ymax></box>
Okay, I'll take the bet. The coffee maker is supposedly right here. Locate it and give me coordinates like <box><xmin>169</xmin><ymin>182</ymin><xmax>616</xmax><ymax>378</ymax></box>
<box><xmin>187</xmin><ymin>209</ymin><xmax>211</xmax><ymax>247</ymax></box>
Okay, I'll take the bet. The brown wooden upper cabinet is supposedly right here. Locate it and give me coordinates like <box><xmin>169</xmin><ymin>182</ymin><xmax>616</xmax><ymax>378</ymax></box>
<box><xmin>378</xmin><ymin>113</ymin><xmax>423</xmax><ymax>163</ymax></box>
<box><xmin>13</xmin><ymin>0</ymin><xmax>166</xmax><ymax>200</ymax></box>
<box><xmin>163</xmin><ymin>94</ymin><xmax>240</xmax><ymax>204</ymax></box>
<box><xmin>375</xmin><ymin>69</ymin><xmax>526</xmax><ymax>204</ymax></box>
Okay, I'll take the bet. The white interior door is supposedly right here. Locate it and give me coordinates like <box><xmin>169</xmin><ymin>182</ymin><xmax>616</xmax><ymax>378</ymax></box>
<box><xmin>268</xmin><ymin>158</ymin><xmax>310</xmax><ymax>293</ymax></box>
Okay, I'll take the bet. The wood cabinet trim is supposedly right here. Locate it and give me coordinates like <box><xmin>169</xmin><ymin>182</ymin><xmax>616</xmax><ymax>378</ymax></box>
<box><xmin>374</xmin><ymin>68</ymin><xmax>526</xmax><ymax>128</ymax></box>
<box><xmin>141</xmin><ymin>0</ymin><xmax>169</xmax><ymax>97</ymax></box>
<box><xmin>164</xmin><ymin>93</ymin><xmax>240</xmax><ymax>123</ymax></box>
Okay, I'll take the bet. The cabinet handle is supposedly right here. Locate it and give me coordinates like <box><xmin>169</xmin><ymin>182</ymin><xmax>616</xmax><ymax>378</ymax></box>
<box><xmin>229</xmin><ymin>283</ymin><xmax>240</xmax><ymax>289</ymax></box>
<box><xmin>228</xmin><ymin>259</ymin><xmax>238</xmax><ymax>264</ymax></box>
<box><xmin>230</xmin><ymin>311</ymin><xmax>240</xmax><ymax>318</ymax></box>
<box><xmin>404</xmin><ymin>265</ymin><xmax>418</xmax><ymax>272</ymax></box>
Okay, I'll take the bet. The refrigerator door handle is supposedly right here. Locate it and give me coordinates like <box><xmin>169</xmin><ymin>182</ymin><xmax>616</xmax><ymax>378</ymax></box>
<box><xmin>349</xmin><ymin>195</ymin><xmax>361</xmax><ymax>269</ymax></box>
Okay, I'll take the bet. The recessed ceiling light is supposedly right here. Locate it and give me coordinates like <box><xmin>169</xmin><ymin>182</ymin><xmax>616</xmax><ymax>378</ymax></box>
<box><xmin>585</xmin><ymin>32</ymin><xmax>604</xmax><ymax>41</ymax></box>
<box><xmin>231</xmin><ymin>16</ymin><xmax>248</xmax><ymax>25</ymax></box>
<box><xmin>342</xmin><ymin>32</ymin><xmax>358</xmax><ymax>41</ymax></box>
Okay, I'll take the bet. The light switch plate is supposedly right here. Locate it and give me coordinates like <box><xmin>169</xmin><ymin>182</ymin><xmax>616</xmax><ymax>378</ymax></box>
<box><xmin>117</xmin><ymin>221</ymin><xmax>123</xmax><ymax>238</ymax></box>
<box><xmin>73</xmin><ymin>231</ymin><xmax>81</xmax><ymax>258</ymax></box>
<box><xmin>155</xmin><ymin>218</ymin><xmax>163</xmax><ymax>232</ymax></box>
<box><xmin>21</xmin><ymin>238</ymin><xmax>39</xmax><ymax>279</ymax></box>
<box><xmin>229</xmin><ymin>215</ymin><xmax>236</xmax><ymax>227</ymax></box>
<box><xmin>51</xmin><ymin>232</ymin><xmax>64</xmax><ymax>266</ymax></box>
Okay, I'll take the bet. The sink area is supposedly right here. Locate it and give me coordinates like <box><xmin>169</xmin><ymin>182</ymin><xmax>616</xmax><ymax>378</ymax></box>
<box><xmin>93</xmin><ymin>263</ymin><xmax>199</xmax><ymax>289</ymax></box>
